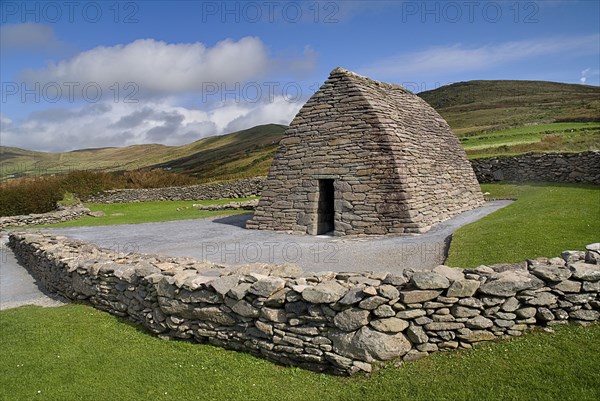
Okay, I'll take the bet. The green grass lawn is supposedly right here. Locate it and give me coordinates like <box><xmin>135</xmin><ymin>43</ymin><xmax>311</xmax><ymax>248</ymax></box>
<box><xmin>33</xmin><ymin>198</ymin><xmax>257</xmax><ymax>228</ymax></box>
<box><xmin>0</xmin><ymin>304</ymin><xmax>598</xmax><ymax>401</ymax></box>
<box><xmin>446</xmin><ymin>183</ymin><xmax>600</xmax><ymax>267</ymax></box>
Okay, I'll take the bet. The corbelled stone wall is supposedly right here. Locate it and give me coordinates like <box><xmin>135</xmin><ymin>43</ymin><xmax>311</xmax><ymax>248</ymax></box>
<box><xmin>248</xmin><ymin>68</ymin><xmax>484</xmax><ymax>236</ymax></box>
<box><xmin>0</xmin><ymin>206</ymin><xmax>91</xmax><ymax>229</ymax></box>
<box><xmin>470</xmin><ymin>151</ymin><xmax>600</xmax><ymax>185</ymax></box>
<box><xmin>83</xmin><ymin>178</ymin><xmax>264</xmax><ymax>204</ymax></box>
<box><xmin>9</xmin><ymin>232</ymin><xmax>599</xmax><ymax>375</ymax></box>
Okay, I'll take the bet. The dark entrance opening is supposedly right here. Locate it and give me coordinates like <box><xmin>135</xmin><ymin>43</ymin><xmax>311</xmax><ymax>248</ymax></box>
<box><xmin>317</xmin><ymin>179</ymin><xmax>335</xmax><ymax>235</ymax></box>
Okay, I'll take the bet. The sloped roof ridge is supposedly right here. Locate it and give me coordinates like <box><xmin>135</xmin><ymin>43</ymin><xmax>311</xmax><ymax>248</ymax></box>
<box><xmin>329</xmin><ymin>67</ymin><xmax>410</xmax><ymax>93</ymax></box>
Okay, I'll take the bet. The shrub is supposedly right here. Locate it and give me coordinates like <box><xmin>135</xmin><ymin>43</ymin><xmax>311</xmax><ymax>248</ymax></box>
<box><xmin>118</xmin><ymin>169</ymin><xmax>198</xmax><ymax>189</ymax></box>
<box><xmin>59</xmin><ymin>170</ymin><xmax>115</xmax><ymax>197</ymax></box>
<box><xmin>0</xmin><ymin>169</ymin><xmax>199</xmax><ymax>217</ymax></box>
<box><xmin>0</xmin><ymin>178</ymin><xmax>63</xmax><ymax>216</ymax></box>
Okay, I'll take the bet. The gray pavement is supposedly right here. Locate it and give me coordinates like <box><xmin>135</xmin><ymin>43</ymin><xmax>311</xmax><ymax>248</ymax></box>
<box><xmin>47</xmin><ymin>200</ymin><xmax>511</xmax><ymax>272</ymax></box>
<box><xmin>0</xmin><ymin>200</ymin><xmax>511</xmax><ymax>310</ymax></box>
<box><xmin>0</xmin><ymin>235</ymin><xmax>67</xmax><ymax>310</ymax></box>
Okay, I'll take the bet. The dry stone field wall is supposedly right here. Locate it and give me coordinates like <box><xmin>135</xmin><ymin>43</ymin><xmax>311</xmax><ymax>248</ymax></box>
<box><xmin>9</xmin><ymin>232</ymin><xmax>600</xmax><ymax>375</ymax></box>
<box><xmin>75</xmin><ymin>152</ymin><xmax>598</xmax><ymax>206</ymax></box>
<box><xmin>83</xmin><ymin>177</ymin><xmax>264</xmax><ymax>204</ymax></box>
<box><xmin>471</xmin><ymin>151</ymin><xmax>600</xmax><ymax>185</ymax></box>
<box><xmin>0</xmin><ymin>206</ymin><xmax>91</xmax><ymax>229</ymax></box>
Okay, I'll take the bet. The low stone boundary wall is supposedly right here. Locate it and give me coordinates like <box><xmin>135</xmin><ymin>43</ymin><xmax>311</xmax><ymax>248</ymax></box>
<box><xmin>84</xmin><ymin>177</ymin><xmax>265</xmax><ymax>204</ymax></box>
<box><xmin>0</xmin><ymin>206</ymin><xmax>91</xmax><ymax>229</ymax></box>
<box><xmin>81</xmin><ymin>152</ymin><xmax>598</xmax><ymax>205</ymax></box>
<box><xmin>8</xmin><ymin>232</ymin><xmax>599</xmax><ymax>375</ymax></box>
<box><xmin>470</xmin><ymin>151</ymin><xmax>600</xmax><ymax>184</ymax></box>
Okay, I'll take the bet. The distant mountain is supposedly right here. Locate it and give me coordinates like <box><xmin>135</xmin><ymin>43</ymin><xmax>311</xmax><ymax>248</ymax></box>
<box><xmin>2</xmin><ymin>80</ymin><xmax>598</xmax><ymax>181</ymax></box>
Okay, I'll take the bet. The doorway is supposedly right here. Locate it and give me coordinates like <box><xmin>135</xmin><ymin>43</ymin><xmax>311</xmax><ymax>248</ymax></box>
<box><xmin>317</xmin><ymin>179</ymin><xmax>335</xmax><ymax>235</ymax></box>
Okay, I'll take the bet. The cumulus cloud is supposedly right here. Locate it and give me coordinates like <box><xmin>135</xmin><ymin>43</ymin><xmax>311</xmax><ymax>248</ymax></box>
<box><xmin>361</xmin><ymin>34</ymin><xmax>600</xmax><ymax>78</ymax></box>
<box><xmin>0</xmin><ymin>23</ymin><xmax>67</xmax><ymax>55</ymax></box>
<box><xmin>3</xmin><ymin>33</ymin><xmax>316</xmax><ymax>151</ymax></box>
<box><xmin>18</xmin><ymin>37</ymin><xmax>315</xmax><ymax>97</ymax></box>
<box><xmin>1</xmin><ymin>97</ymin><xmax>302</xmax><ymax>152</ymax></box>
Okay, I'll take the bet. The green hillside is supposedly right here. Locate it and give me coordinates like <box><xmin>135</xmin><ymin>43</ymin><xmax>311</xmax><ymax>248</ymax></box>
<box><xmin>418</xmin><ymin>80</ymin><xmax>600</xmax><ymax>136</ymax></box>
<box><xmin>1</xmin><ymin>80</ymin><xmax>598</xmax><ymax>182</ymax></box>
<box><xmin>153</xmin><ymin>124</ymin><xmax>285</xmax><ymax>181</ymax></box>
<box><xmin>0</xmin><ymin>124</ymin><xmax>286</xmax><ymax>181</ymax></box>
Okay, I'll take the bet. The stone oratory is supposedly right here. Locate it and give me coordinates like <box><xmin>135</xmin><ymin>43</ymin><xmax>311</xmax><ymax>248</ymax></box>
<box><xmin>247</xmin><ymin>68</ymin><xmax>484</xmax><ymax>235</ymax></box>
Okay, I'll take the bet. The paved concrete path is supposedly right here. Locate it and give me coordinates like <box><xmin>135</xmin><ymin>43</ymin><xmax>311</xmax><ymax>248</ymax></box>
<box><xmin>48</xmin><ymin>200</ymin><xmax>511</xmax><ymax>273</ymax></box>
<box><xmin>1</xmin><ymin>235</ymin><xmax>67</xmax><ymax>310</ymax></box>
<box><xmin>0</xmin><ymin>201</ymin><xmax>510</xmax><ymax>310</ymax></box>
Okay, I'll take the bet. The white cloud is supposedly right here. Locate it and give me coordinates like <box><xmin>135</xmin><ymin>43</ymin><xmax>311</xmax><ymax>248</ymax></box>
<box><xmin>18</xmin><ymin>37</ymin><xmax>315</xmax><ymax>97</ymax></box>
<box><xmin>0</xmin><ymin>114</ymin><xmax>13</xmax><ymax>141</ymax></box>
<box><xmin>1</xmin><ymin>98</ymin><xmax>301</xmax><ymax>152</ymax></box>
<box><xmin>579</xmin><ymin>67</ymin><xmax>599</xmax><ymax>84</ymax></box>
<box><xmin>361</xmin><ymin>34</ymin><xmax>600</xmax><ymax>79</ymax></box>
<box><xmin>2</xmin><ymin>35</ymin><xmax>315</xmax><ymax>152</ymax></box>
<box><xmin>0</xmin><ymin>23</ymin><xmax>67</xmax><ymax>54</ymax></box>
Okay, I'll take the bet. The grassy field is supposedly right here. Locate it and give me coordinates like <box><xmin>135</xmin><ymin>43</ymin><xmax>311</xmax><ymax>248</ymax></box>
<box><xmin>32</xmin><ymin>198</ymin><xmax>257</xmax><ymax>228</ymax></box>
<box><xmin>0</xmin><ymin>304</ymin><xmax>598</xmax><ymax>401</ymax></box>
<box><xmin>462</xmin><ymin>122</ymin><xmax>600</xmax><ymax>158</ymax></box>
<box><xmin>446</xmin><ymin>183</ymin><xmax>600</xmax><ymax>267</ymax></box>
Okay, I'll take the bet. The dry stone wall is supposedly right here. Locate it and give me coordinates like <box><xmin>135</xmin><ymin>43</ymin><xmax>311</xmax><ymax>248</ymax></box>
<box><xmin>84</xmin><ymin>178</ymin><xmax>264</xmax><ymax>204</ymax></box>
<box><xmin>0</xmin><ymin>206</ymin><xmax>91</xmax><ymax>229</ymax></box>
<box><xmin>9</xmin><ymin>232</ymin><xmax>600</xmax><ymax>375</ymax></box>
<box><xmin>470</xmin><ymin>151</ymin><xmax>600</xmax><ymax>185</ymax></box>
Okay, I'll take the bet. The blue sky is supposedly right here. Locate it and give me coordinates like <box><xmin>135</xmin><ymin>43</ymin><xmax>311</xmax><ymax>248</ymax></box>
<box><xmin>1</xmin><ymin>0</ymin><xmax>598</xmax><ymax>151</ymax></box>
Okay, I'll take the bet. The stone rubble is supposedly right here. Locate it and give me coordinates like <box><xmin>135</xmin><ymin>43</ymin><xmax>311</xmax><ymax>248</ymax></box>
<box><xmin>8</xmin><ymin>232</ymin><xmax>599</xmax><ymax>375</ymax></box>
